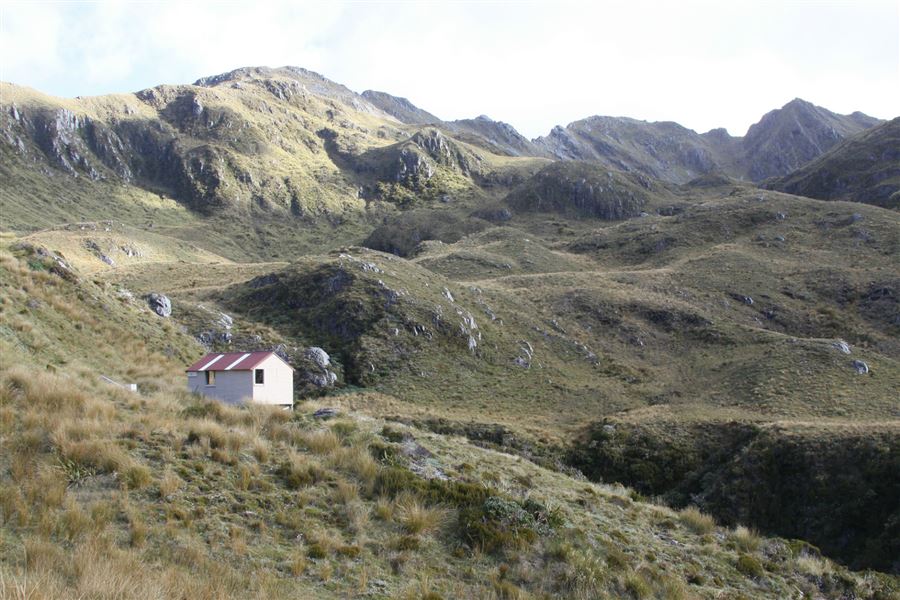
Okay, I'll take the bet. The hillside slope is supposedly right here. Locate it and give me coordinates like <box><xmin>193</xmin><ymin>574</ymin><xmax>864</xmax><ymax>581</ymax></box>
<box><xmin>767</xmin><ymin>117</ymin><xmax>900</xmax><ymax>208</ymax></box>
<box><xmin>2</xmin><ymin>67</ymin><xmax>899</xmax><ymax>589</ymax></box>
<box><xmin>6</xmin><ymin>238</ymin><xmax>900</xmax><ymax>598</ymax></box>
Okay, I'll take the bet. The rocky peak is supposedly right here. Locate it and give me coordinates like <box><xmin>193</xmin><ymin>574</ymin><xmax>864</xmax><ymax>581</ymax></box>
<box><xmin>360</xmin><ymin>90</ymin><xmax>442</xmax><ymax>125</ymax></box>
<box><xmin>195</xmin><ymin>66</ymin><xmax>381</xmax><ymax>114</ymax></box>
<box><xmin>742</xmin><ymin>98</ymin><xmax>881</xmax><ymax>181</ymax></box>
<box><xmin>411</xmin><ymin>128</ymin><xmax>453</xmax><ymax>159</ymax></box>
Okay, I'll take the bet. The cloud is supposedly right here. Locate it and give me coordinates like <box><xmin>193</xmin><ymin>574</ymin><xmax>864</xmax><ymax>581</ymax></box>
<box><xmin>1</xmin><ymin>0</ymin><xmax>897</xmax><ymax>138</ymax></box>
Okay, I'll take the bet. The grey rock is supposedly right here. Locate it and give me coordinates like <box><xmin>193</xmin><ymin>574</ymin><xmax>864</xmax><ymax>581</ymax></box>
<box><xmin>731</xmin><ymin>293</ymin><xmax>754</xmax><ymax>306</ymax></box>
<box><xmin>99</xmin><ymin>254</ymin><xmax>115</xmax><ymax>266</ymax></box>
<box><xmin>832</xmin><ymin>340</ymin><xmax>851</xmax><ymax>354</ymax></box>
<box><xmin>309</xmin><ymin>371</ymin><xmax>338</xmax><ymax>387</ymax></box>
<box><xmin>313</xmin><ymin>407</ymin><xmax>338</xmax><ymax>419</ymax></box>
<box><xmin>147</xmin><ymin>293</ymin><xmax>171</xmax><ymax>317</ymax></box>
<box><xmin>218</xmin><ymin>312</ymin><xmax>233</xmax><ymax>330</ymax></box>
<box><xmin>306</xmin><ymin>347</ymin><xmax>330</xmax><ymax>368</ymax></box>
<box><xmin>852</xmin><ymin>360</ymin><xmax>869</xmax><ymax>374</ymax></box>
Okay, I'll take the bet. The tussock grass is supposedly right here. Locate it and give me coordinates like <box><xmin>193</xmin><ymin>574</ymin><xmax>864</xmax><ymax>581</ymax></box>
<box><xmin>329</xmin><ymin>444</ymin><xmax>378</xmax><ymax>489</ymax></box>
<box><xmin>730</xmin><ymin>525</ymin><xmax>761</xmax><ymax>552</ymax></box>
<box><xmin>57</xmin><ymin>439</ymin><xmax>133</xmax><ymax>474</ymax></box>
<box><xmin>678</xmin><ymin>506</ymin><xmax>716</xmax><ymax>535</ymax></box>
<box><xmin>277</xmin><ymin>452</ymin><xmax>326</xmax><ymax>489</ymax></box>
<box><xmin>299</xmin><ymin>429</ymin><xmax>342</xmax><ymax>454</ymax></box>
<box><xmin>394</xmin><ymin>493</ymin><xmax>450</xmax><ymax>536</ymax></box>
<box><xmin>158</xmin><ymin>467</ymin><xmax>183</xmax><ymax>498</ymax></box>
<box><xmin>0</xmin><ymin>234</ymin><xmax>895</xmax><ymax>599</ymax></box>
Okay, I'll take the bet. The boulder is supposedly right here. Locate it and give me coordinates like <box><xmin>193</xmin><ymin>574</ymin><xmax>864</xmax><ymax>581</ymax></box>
<box><xmin>147</xmin><ymin>293</ymin><xmax>171</xmax><ymax>317</ymax></box>
<box><xmin>313</xmin><ymin>407</ymin><xmax>338</xmax><ymax>419</ymax></box>
<box><xmin>832</xmin><ymin>340</ymin><xmax>851</xmax><ymax>354</ymax></box>
<box><xmin>730</xmin><ymin>293</ymin><xmax>754</xmax><ymax>306</ymax></box>
<box><xmin>306</xmin><ymin>347</ymin><xmax>331</xmax><ymax>368</ymax></box>
<box><xmin>852</xmin><ymin>360</ymin><xmax>869</xmax><ymax>375</ymax></box>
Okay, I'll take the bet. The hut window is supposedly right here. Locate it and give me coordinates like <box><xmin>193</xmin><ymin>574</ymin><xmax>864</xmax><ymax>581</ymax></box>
<box><xmin>205</xmin><ymin>371</ymin><xmax>215</xmax><ymax>385</ymax></box>
<box><xmin>255</xmin><ymin>369</ymin><xmax>264</xmax><ymax>384</ymax></box>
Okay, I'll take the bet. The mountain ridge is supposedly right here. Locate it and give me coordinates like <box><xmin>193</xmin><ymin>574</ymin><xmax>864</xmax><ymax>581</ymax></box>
<box><xmin>2</xmin><ymin>67</ymin><xmax>891</xmax><ymax>221</ymax></box>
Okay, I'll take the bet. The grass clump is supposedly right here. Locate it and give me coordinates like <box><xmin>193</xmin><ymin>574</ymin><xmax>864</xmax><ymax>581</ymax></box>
<box><xmin>394</xmin><ymin>493</ymin><xmax>449</xmax><ymax>536</ymax></box>
<box><xmin>730</xmin><ymin>525</ymin><xmax>761</xmax><ymax>552</ymax></box>
<box><xmin>678</xmin><ymin>506</ymin><xmax>715</xmax><ymax>535</ymax></box>
<box><xmin>277</xmin><ymin>454</ymin><xmax>326</xmax><ymax>489</ymax></box>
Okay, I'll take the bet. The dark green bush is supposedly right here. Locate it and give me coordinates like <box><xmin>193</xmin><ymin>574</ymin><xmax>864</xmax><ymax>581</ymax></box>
<box><xmin>736</xmin><ymin>554</ymin><xmax>765</xmax><ymax>578</ymax></box>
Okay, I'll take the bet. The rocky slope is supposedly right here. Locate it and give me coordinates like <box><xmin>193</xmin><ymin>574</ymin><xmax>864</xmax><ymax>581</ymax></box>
<box><xmin>361</xmin><ymin>89</ymin><xmax>442</xmax><ymax>125</ymax></box>
<box><xmin>505</xmin><ymin>160</ymin><xmax>668</xmax><ymax>219</ymax></box>
<box><xmin>742</xmin><ymin>98</ymin><xmax>882</xmax><ymax>181</ymax></box>
<box><xmin>447</xmin><ymin>115</ymin><xmax>549</xmax><ymax>158</ymax></box>
<box><xmin>767</xmin><ymin>117</ymin><xmax>900</xmax><ymax>208</ymax></box>
<box><xmin>533</xmin><ymin>117</ymin><xmax>723</xmax><ymax>184</ymax></box>
<box><xmin>532</xmin><ymin>99</ymin><xmax>882</xmax><ymax>185</ymax></box>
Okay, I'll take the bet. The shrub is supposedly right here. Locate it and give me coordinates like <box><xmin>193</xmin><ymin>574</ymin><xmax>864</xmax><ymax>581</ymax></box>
<box><xmin>381</xmin><ymin>425</ymin><xmax>406</xmax><ymax>443</ymax></box>
<box><xmin>369</xmin><ymin>440</ymin><xmax>400</xmax><ymax>464</ymax></box>
<box><xmin>390</xmin><ymin>535</ymin><xmax>420</xmax><ymax>551</ymax></box>
<box><xmin>460</xmin><ymin>497</ymin><xmax>539</xmax><ymax>554</ymax></box>
<box><xmin>736</xmin><ymin>554</ymin><xmax>765</xmax><ymax>578</ymax></box>
<box><xmin>336</xmin><ymin>544</ymin><xmax>361</xmax><ymax>558</ymax></box>
<box><xmin>307</xmin><ymin>542</ymin><xmax>328</xmax><ymax>559</ymax></box>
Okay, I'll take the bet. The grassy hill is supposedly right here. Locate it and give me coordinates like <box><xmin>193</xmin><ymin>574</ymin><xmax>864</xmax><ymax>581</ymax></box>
<box><xmin>1</xmin><ymin>67</ymin><xmax>899</xmax><ymax>593</ymax></box>
<box><xmin>2</xmin><ymin>236</ymin><xmax>899</xmax><ymax>599</ymax></box>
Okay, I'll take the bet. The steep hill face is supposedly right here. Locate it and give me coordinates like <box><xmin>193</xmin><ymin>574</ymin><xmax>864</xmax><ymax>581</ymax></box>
<box><xmin>505</xmin><ymin>160</ymin><xmax>667</xmax><ymax>219</ymax></box>
<box><xmin>360</xmin><ymin>89</ymin><xmax>442</xmax><ymax>125</ymax></box>
<box><xmin>767</xmin><ymin>117</ymin><xmax>900</xmax><ymax>208</ymax></box>
<box><xmin>741</xmin><ymin>98</ymin><xmax>882</xmax><ymax>181</ymax></box>
<box><xmin>532</xmin><ymin>99</ymin><xmax>882</xmax><ymax>184</ymax></box>
<box><xmin>0</xmin><ymin>70</ymin><xmax>404</xmax><ymax>221</ymax></box>
<box><xmin>1</xmin><ymin>68</ymin><xmax>542</xmax><ymax>232</ymax></box>
<box><xmin>533</xmin><ymin>116</ymin><xmax>722</xmax><ymax>184</ymax></box>
<box><xmin>447</xmin><ymin>115</ymin><xmax>549</xmax><ymax>157</ymax></box>
<box><xmin>360</xmin><ymin>90</ymin><xmax>546</xmax><ymax>158</ymax></box>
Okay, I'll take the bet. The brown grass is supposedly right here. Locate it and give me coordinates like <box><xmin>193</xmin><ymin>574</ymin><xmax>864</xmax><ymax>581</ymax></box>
<box><xmin>299</xmin><ymin>429</ymin><xmax>341</xmax><ymax>455</ymax></box>
<box><xmin>394</xmin><ymin>493</ymin><xmax>450</xmax><ymax>536</ymax></box>
<box><xmin>678</xmin><ymin>506</ymin><xmax>716</xmax><ymax>535</ymax></box>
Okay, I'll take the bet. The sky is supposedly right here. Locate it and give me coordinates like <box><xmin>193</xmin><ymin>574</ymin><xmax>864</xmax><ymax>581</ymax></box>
<box><xmin>1</xmin><ymin>0</ymin><xmax>897</xmax><ymax>138</ymax></box>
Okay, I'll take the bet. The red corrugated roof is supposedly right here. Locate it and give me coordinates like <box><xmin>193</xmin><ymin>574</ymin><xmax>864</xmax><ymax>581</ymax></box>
<box><xmin>186</xmin><ymin>351</ymin><xmax>292</xmax><ymax>372</ymax></box>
